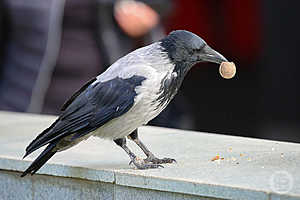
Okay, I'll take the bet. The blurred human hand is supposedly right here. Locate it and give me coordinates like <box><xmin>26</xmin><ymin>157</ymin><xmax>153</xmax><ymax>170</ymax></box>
<box><xmin>114</xmin><ymin>0</ymin><xmax>159</xmax><ymax>38</ymax></box>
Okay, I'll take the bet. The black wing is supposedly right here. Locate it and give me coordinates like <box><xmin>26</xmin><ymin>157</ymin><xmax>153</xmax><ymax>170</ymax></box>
<box><xmin>24</xmin><ymin>75</ymin><xmax>146</xmax><ymax>157</ymax></box>
<box><xmin>60</xmin><ymin>77</ymin><xmax>97</xmax><ymax>111</ymax></box>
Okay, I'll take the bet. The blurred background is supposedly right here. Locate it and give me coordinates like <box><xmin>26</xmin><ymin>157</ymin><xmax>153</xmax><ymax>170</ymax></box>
<box><xmin>0</xmin><ymin>0</ymin><xmax>300</xmax><ymax>142</ymax></box>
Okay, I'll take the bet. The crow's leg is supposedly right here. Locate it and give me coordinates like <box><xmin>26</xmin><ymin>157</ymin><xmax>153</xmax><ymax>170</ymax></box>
<box><xmin>114</xmin><ymin>137</ymin><xmax>163</xmax><ymax>169</ymax></box>
<box><xmin>127</xmin><ymin>129</ymin><xmax>176</xmax><ymax>164</ymax></box>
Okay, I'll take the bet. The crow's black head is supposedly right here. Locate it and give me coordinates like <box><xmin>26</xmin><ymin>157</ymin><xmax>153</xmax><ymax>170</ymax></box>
<box><xmin>160</xmin><ymin>30</ymin><xmax>227</xmax><ymax>69</ymax></box>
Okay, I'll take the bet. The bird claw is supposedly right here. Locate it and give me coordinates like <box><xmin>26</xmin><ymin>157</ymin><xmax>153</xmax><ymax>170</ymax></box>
<box><xmin>129</xmin><ymin>157</ymin><xmax>164</xmax><ymax>169</ymax></box>
<box><xmin>145</xmin><ymin>157</ymin><xmax>177</xmax><ymax>164</ymax></box>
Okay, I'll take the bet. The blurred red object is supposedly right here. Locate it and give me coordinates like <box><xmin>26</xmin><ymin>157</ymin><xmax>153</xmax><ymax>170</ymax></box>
<box><xmin>166</xmin><ymin>0</ymin><xmax>261</xmax><ymax>62</ymax></box>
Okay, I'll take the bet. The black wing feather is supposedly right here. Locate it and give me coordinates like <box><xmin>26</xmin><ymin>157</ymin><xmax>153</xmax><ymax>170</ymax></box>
<box><xmin>24</xmin><ymin>75</ymin><xmax>146</xmax><ymax>157</ymax></box>
<box><xmin>61</xmin><ymin>77</ymin><xmax>97</xmax><ymax>111</ymax></box>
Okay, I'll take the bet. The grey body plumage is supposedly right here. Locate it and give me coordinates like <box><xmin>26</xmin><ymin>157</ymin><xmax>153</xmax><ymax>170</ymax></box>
<box><xmin>21</xmin><ymin>30</ymin><xmax>228</xmax><ymax>177</ymax></box>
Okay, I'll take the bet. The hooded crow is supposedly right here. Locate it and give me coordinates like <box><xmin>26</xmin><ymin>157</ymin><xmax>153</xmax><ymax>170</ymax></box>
<box><xmin>21</xmin><ymin>30</ymin><xmax>228</xmax><ymax>177</ymax></box>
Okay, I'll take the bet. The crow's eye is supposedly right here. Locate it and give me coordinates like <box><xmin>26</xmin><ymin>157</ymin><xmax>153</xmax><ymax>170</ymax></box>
<box><xmin>194</xmin><ymin>48</ymin><xmax>202</xmax><ymax>53</ymax></box>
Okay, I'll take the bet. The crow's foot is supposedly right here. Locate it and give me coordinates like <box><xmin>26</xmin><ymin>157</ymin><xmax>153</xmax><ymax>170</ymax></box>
<box><xmin>144</xmin><ymin>156</ymin><xmax>176</xmax><ymax>164</ymax></box>
<box><xmin>129</xmin><ymin>157</ymin><xmax>164</xmax><ymax>169</ymax></box>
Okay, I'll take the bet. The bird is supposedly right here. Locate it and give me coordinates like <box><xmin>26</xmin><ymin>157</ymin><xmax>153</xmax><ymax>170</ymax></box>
<box><xmin>21</xmin><ymin>30</ymin><xmax>228</xmax><ymax>177</ymax></box>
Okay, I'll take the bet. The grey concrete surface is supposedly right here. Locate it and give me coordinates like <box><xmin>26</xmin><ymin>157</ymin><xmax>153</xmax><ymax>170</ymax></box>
<box><xmin>0</xmin><ymin>111</ymin><xmax>300</xmax><ymax>200</ymax></box>
<box><xmin>0</xmin><ymin>170</ymin><xmax>114</xmax><ymax>200</ymax></box>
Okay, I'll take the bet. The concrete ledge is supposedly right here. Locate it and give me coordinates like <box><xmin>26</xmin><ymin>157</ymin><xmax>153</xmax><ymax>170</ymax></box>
<box><xmin>1</xmin><ymin>111</ymin><xmax>300</xmax><ymax>200</ymax></box>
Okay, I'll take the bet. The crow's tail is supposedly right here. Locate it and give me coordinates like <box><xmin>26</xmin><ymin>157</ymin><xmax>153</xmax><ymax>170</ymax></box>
<box><xmin>21</xmin><ymin>143</ymin><xmax>57</xmax><ymax>177</ymax></box>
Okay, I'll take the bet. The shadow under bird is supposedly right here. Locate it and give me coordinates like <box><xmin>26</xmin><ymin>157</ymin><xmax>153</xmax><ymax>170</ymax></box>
<box><xmin>21</xmin><ymin>30</ymin><xmax>228</xmax><ymax>177</ymax></box>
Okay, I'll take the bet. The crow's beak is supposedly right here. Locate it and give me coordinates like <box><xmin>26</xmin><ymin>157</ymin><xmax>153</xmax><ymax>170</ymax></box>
<box><xmin>198</xmin><ymin>45</ymin><xmax>228</xmax><ymax>64</ymax></box>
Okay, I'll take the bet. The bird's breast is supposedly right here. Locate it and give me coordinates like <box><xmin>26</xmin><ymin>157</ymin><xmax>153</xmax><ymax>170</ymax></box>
<box><xmin>152</xmin><ymin>71</ymin><xmax>182</xmax><ymax>111</ymax></box>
